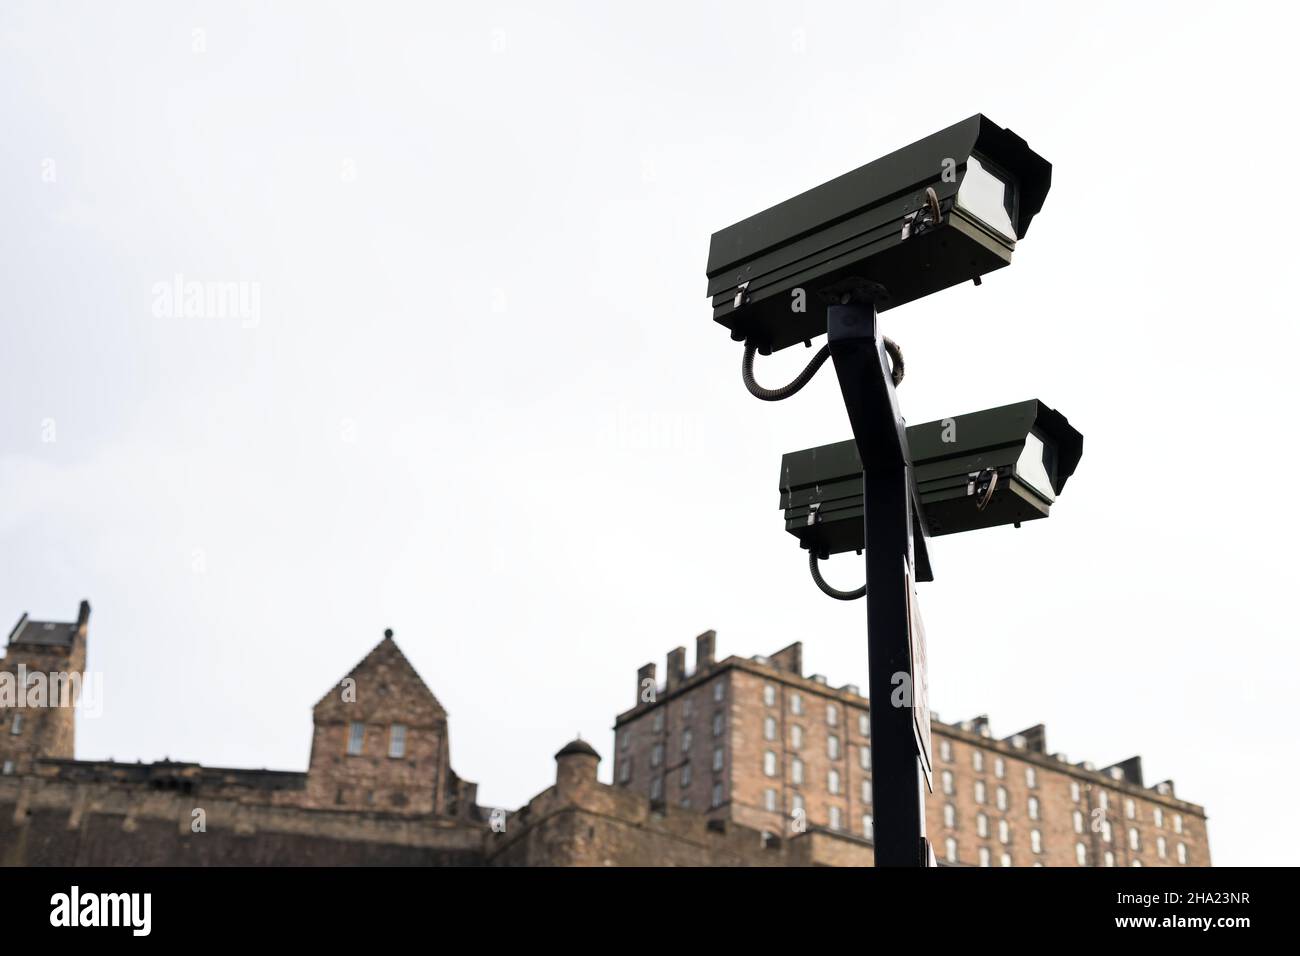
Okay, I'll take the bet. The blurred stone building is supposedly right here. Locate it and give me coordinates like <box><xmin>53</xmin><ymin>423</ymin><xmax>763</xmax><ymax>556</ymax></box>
<box><xmin>0</xmin><ymin>604</ymin><xmax>1209</xmax><ymax>866</ymax></box>
<box><xmin>614</xmin><ymin>633</ymin><xmax>1211</xmax><ymax>867</ymax></box>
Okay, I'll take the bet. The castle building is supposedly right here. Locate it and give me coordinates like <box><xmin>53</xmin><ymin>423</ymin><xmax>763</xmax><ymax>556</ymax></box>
<box><xmin>1</xmin><ymin>605</ymin><xmax>485</xmax><ymax>865</ymax></box>
<box><xmin>0</xmin><ymin>602</ymin><xmax>89</xmax><ymax>777</ymax></box>
<box><xmin>1</xmin><ymin>604</ymin><xmax>1211</xmax><ymax>866</ymax></box>
<box><xmin>612</xmin><ymin>632</ymin><xmax>1211</xmax><ymax>867</ymax></box>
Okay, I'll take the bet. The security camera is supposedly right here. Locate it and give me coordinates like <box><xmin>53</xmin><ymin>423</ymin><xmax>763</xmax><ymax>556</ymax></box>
<box><xmin>780</xmin><ymin>399</ymin><xmax>1082</xmax><ymax>555</ymax></box>
<box><xmin>706</xmin><ymin>114</ymin><xmax>1051</xmax><ymax>355</ymax></box>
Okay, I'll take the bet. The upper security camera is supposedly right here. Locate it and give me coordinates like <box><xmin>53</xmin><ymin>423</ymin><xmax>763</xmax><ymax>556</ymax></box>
<box><xmin>705</xmin><ymin>114</ymin><xmax>1051</xmax><ymax>355</ymax></box>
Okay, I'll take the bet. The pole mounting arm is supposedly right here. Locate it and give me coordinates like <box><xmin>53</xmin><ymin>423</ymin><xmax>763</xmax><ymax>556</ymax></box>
<box><xmin>825</xmin><ymin>283</ymin><xmax>908</xmax><ymax>478</ymax></box>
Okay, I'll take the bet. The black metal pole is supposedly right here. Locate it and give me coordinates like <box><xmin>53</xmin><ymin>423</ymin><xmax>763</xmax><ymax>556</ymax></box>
<box><xmin>826</xmin><ymin>287</ymin><xmax>928</xmax><ymax>867</ymax></box>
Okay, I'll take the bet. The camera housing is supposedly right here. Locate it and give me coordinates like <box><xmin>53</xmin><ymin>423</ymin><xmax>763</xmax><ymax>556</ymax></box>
<box><xmin>780</xmin><ymin>399</ymin><xmax>1082</xmax><ymax>555</ymax></box>
<box><xmin>706</xmin><ymin>114</ymin><xmax>1051</xmax><ymax>355</ymax></box>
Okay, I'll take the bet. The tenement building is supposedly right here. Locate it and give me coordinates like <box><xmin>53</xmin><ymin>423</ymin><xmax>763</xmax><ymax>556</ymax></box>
<box><xmin>612</xmin><ymin>632</ymin><xmax>1211</xmax><ymax>867</ymax></box>
<box><xmin>1</xmin><ymin>603</ymin><xmax>1211</xmax><ymax>866</ymax></box>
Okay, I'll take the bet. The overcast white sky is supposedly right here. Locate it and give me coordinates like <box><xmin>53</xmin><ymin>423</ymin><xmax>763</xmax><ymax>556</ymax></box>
<box><xmin>2</xmin><ymin>1</ymin><xmax>1296</xmax><ymax>866</ymax></box>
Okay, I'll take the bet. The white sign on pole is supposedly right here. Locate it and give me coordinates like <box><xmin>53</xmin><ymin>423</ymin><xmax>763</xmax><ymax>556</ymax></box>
<box><xmin>906</xmin><ymin>563</ymin><xmax>933</xmax><ymax>792</ymax></box>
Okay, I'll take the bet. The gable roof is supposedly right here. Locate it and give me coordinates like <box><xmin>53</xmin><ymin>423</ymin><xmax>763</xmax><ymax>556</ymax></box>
<box><xmin>8</xmin><ymin>616</ymin><xmax>79</xmax><ymax>648</ymax></box>
<box><xmin>312</xmin><ymin>632</ymin><xmax>446</xmax><ymax>727</ymax></box>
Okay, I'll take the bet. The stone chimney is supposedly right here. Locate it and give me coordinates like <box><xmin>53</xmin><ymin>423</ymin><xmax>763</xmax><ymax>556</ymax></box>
<box><xmin>695</xmin><ymin>630</ymin><xmax>716</xmax><ymax>670</ymax></box>
<box><xmin>636</xmin><ymin>663</ymin><xmax>657</xmax><ymax>705</ymax></box>
<box><xmin>665</xmin><ymin>647</ymin><xmax>687</xmax><ymax>691</ymax></box>
<box><xmin>1006</xmin><ymin>723</ymin><xmax>1047</xmax><ymax>754</ymax></box>
<box><xmin>768</xmin><ymin>642</ymin><xmax>803</xmax><ymax>677</ymax></box>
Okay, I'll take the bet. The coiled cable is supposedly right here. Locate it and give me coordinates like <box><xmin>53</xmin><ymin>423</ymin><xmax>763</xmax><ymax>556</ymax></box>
<box><xmin>809</xmin><ymin>550</ymin><xmax>866</xmax><ymax>601</ymax></box>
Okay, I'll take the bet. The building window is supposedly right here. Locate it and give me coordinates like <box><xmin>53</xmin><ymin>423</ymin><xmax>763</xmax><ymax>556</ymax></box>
<box><xmin>996</xmin><ymin>786</ymin><xmax>1008</xmax><ymax>811</ymax></box>
<box><xmin>11</xmin><ymin>714</ymin><xmax>25</xmax><ymax>737</ymax></box>
<box><xmin>1177</xmin><ymin>842</ymin><xmax>1187</xmax><ymax>864</ymax></box>
<box><xmin>764</xmin><ymin>788</ymin><xmax>777</xmax><ymax>811</ymax></box>
<box><xmin>1101</xmin><ymin>819</ymin><xmax>1112</xmax><ymax>843</ymax></box>
<box><xmin>712</xmin><ymin>712</ymin><xmax>724</xmax><ymax>737</ymax></box>
<box><xmin>829</xmin><ymin>806</ymin><xmax>842</xmax><ymax>830</ymax></box>
<box><xmin>1001</xmin><ymin>852</ymin><xmax>1012</xmax><ymax>868</ymax></box>
<box><xmin>1073</xmin><ymin>809</ymin><xmax>1084</xmax><ymax>834</ymax></box>
<box><xmin>791</xmin><ymin>725</ymin><xmax>803</xmax><ymax>749</ymax></box>
<box><xmin>388</xmin><ymin>724</ymin><xmax>407</xmax><ymax>759</ymax></box>
<box><xmin>1099</xmin><ymin>791</ymin><xmax>1109</xmax><ymax>811</ymax></box>
<box><xmin>681</xmin><ymin>765</ymin><xmax>692</xmax><ymax>788</ymax></box>
<box><xmin>942</xmin><ymin>770</ymin><xmax>954</xmax><ymax>796</ymax></box>
<box><xmin>998</xmin><ymin>819</ymin><xmax>1010</xmax><ymax>844</ymax></box>
<box><xmin>683</xmin><ymin>698</ymin><xmax>694</xmax><ymax>719</ymax></box>
<box><xmin>972</xmin><ymin>750</ymin><xmax>984</xmax><ymax>772</ymax></box>
<box><xmin>618</xmin><ymin>731</ymin><xmax>628</xmax><ymax>751</ymax></box>
<box><xmin>828</xmin><ymin>769</ymin><xmax>841</xmax><ymax>795</ymax></box>
<box><xmin>711</xmin><ymin>782</ymin><xmax>723</xmax><ymax>808</ymax></box>
<box><xmin>653</xmin><ymin>711</ymin><xmax>664</xmax><ymax>733</ymax></box>
<box><xmin>1026</xmin><ymin>766</ymin><xmax>1037</xmax><ymax>788</ymax></box>
<box><xmin>862</xmin><ymin>814</ymin><xmax>873</xmax><ymax>839</ymax></box>
<box><xmin>827</xmin><ymin>702</ymin><xmax>839</xmax><ymax>726</ymax></box>
<box><xmin>651</xmin><ymin>743</ymin><xmax>664</xmax><ymax>768</ymax></box>
<box><xmin>1130</xmin><ymin>859</ymin><xmax>1142</xmax><ymax>868</ymax></box>
<box><xmin>713</xmin><ymin>682</ymin><xmax>724</xmax><ymax>703</ymax></box>
<box><xmin>791</xmin><ymin>692</ymin><xmax>803</xmax><ymax>716</ymax></box>
<box><xmin>859</xmin><ymin>745</ymin><xmax>871</xmax><ymax>770</ymax></box>
<box><xmin>764</xmin><ymin>716</ymin><xmax>777</xmax><ymax>741</ymax></box>
<box><xmin>1173</xmin><ymin>814</ymin><xmax>1183</xmax><ymax>834</ymax></box>
<box><xmin>1028</xmin><ymin>796</ymin><xmax>1040</xmax><ymax>821</ymax></box>
<box><xmin>763</xmin><ymin>684</ymin><xmax>776</xmax><ymax>707</ymax></box>
<box><xmin>994</xmin><ymin>757</ymin><xmax>1005</xmax><ymax>779</ymax></box>
<box><xmin>650</xmin><ymin>776</ymin><xmax>663</xmax><ymax>800</ymax></box>
<box><xmin>713</xmin><ymin>746</ymin><xmax>724</xmax><ymax>772</ymax></box>
<box><xmin>945</xmin><ymin>837</ymin><xmax>958</xmax><ymax>863</ymax></box>
<box><xmin>347</xmin><ymin>722</ymin><xmax>364</xmax><ymax>755</ymax></box>
<box><xmin>978</xmin><ymin>846</ymin><xmax>991</xmax><ymax>867</ymax></box>
<box><xmin>1125</xmin><ymin>798</ymin><xmax>1136</xmax><ymax>820</ymax></box>
<box><xmin>974</xmin><ymin>780</ymin><xmax>986</xmax><ymax>804</ymax></box>
<box><xmin>943</xmin><ymin>803</ymin><xmax>956</xmax><ymax>829</ymax></box>
<box><xmin>1157</xmin><ymin>835</ymin><xmax>1167</xmax><ymax>859</ymax></box>
<box><xmin>1070</xmin><ymin>780</ymin><xmax>1081</xmax><ymax>803</ymax></box>
<box><xmin>858</xmin><ymin>713</ymin><xmax>869</xmax><ymax>736</ymax></box>
<box><xmin>791</xmin><ymin>757</ymin><xmax>804</xmax><ymax>785</ymax></box>
<box><xmin>1103</xmin><ymin>850</ymin><xmax>1115</xmax><ymax>867</ymax></box>
<box><xmin>1076</xmin><ymin>843</ymin><xmax>1087</xmax><ymax>866</ymax></box>
<box><xmin>680</xmin><ymin>796</ymin><xmax>691</xmax><ymax>809</ymax></box>
<box><xmin>940</xmin><ymin>738</ymin><xmax>952</xmax><ymax>762</ymax></box>
<box><xmin>977</xmin><ymin>813</ymin><xmax>989</xmax><ymax>838</ymax></box>
<box><xmin>763</xmin><ymin>750</ymin><xmax>777</xmax><ymax>777</ymax></box>
<box><xmin>1154</xmin><ymin>807</ymin><xmax>1164</xmax><ymax>828</ymax></box>
<box><xmin>792</xmin><ymin>793</ymin><xmax>804</xmax><ymax>813</ymax></box>
<box><xmin>861</xmin><ymin>779</ymin><xmax>872</xmax><ymax>805</ymax></box>
<box><xmin>681</xmin><ymin>728</ymin><xmax>693</xmax><ymax>753</ymax></box>
<box><xmin>827</xmin><ymin>735</ymin><xmax>840</xmax><ymax>760</ymax></box>
<box><xmin>1031</xmin><ymin>829</ymin><xmax>1043</xmax><ymax>854</ymax></box>
<box><xmin>1128</xmin><ymin>827</ymin><xmax>1141</xmax><ymax>851</ymax></box>
<box><xmin>618</xmin><ymin>759</ymin><xmax>631</xmax><ymax>783</ymax></box>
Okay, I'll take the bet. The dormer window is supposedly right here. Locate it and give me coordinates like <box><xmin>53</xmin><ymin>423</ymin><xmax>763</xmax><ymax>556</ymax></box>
<box><xmin>388</xmin><ymin>724</ymin><xmax>407</xmax><ymax>759</ymax></box>
<box><xmin>347</xmin><ymin>721</ymin><xmax>364</xmax><ymax>755</ymax></box>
